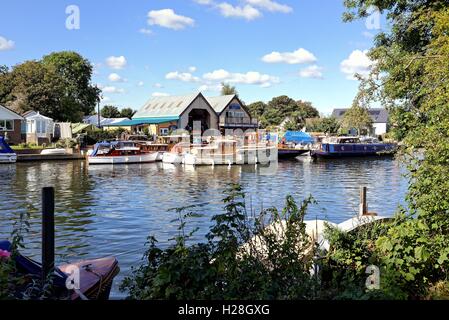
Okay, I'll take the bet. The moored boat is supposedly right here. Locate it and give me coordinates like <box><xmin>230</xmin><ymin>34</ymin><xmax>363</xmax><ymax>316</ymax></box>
<box><xmin>0</xmin><ymin>136</ymin><xmax>17</xmax><ymax>163</ymax></box>
<box><xmin>311</xmin><ymin>136</ymin><xmax>397</xmax><ymax>159</ymax></box>
<box><xmin>88</xmin><ymin>141</ymin><xmax>158</xmax><ymax>165</ymax></box>
<box><xmin>162</xmin><ymin>142</ymin><xmax>191</xmax><ymax>164</ymax></box>
<box><xmin>0</xmin><ymin>240</ymin><xmax>119</xmax><ymax>300</ymax></box>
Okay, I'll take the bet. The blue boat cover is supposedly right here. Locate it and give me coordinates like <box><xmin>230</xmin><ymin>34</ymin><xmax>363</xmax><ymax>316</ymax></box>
<box><xmin>0</xmin><ymin>136</ymin><xmax>14</xmax><ymax>154</ymax></box>
<box><xmin>283</xmin><ymin>131</ymin><xmax>314</xmax><ymax>144</ymax></box>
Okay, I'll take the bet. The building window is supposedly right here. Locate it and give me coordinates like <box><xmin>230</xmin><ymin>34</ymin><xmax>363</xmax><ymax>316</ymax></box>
<box><xmin>0</xmin><ymin>120</ymin><xmax>14</xmax><ymax>131</ymax></box>
<box><xmin>160</xmin><ymin>128</ymin><xmax>169</xmax><ymax>136</ymax></box>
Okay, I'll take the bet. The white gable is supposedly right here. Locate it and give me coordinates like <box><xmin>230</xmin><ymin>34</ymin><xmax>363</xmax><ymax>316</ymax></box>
<box><xmin>0</xmin><ymin>105</ymin><xmax>23</xmax><ymax>120</ymax></box>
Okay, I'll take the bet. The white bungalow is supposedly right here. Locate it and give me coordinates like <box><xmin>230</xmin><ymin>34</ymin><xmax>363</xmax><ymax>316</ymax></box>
<box><xmin>24</xmin><ymin>111</ymin><xmax>55</xmax><ymax>145</ymax></box>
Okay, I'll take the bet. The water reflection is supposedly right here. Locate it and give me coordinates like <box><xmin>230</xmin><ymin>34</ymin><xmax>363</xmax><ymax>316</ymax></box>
<box><xmin>0</xmin><ymin>157</ymin><xmax>407</xmax><ymax>298</ymax></box>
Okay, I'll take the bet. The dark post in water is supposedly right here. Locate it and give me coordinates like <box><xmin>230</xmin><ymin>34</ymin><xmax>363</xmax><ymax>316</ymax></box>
<box><xmin>42</xmin><ymin>187</ymin><xmax>55</xmax><ymax>283</ymax></box>
<box><xmin>359</xmin><ymin>186</ymin><xmax>367</xmax><ymax>216</ymax></box>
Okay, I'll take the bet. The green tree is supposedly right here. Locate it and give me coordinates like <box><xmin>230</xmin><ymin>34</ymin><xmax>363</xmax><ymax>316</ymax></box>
<box><xmin>296</xmin><ymin>100</ymin><xmax>320</xmax><ymax>119</ymax></box>
<box><xmin>306</xmin><ymin>116</ymin><xmax>340</xmax><ymax>134</ymax></box>
<box><xmin>1</xmin><ymin>61</ymin><xmax>64</xmax><ymax>119</ymax></box>
<box><xmin>344</xmin><ymin>0</ymin><xmax>449</xmax><ymax>297</ymax></box>
<box><xmin>247</xmin><ymin>101</ymin><xmax>267</xmax><ymax>119</ymax></box>
<box><xmin>340</xmin><ymin>104</ymin><xmax>373</xmax><ymax>135</ymax></box>
<box><xmin>101</xmin><ymin>105</ymin><xmax>120</xmax><ymax>118</ymax></box>
<box><xmin>120</xmin><ymin>107</ymin><xmax>136</xmax><ymax>119</ymax></box>
<box><xmin>220</xmin><ymin>82</ymin><xmax>238</xmax><ymax>96</ymax></box>
<box><xmin>42</xmin><ymin>51</ymin><xmax>100</xmax><ymax>121</ymax></box>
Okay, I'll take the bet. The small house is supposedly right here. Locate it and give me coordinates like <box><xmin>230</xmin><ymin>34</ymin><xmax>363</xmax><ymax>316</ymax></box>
<box><xmin>0</xmin><ymin>105</ymin><xmax>24</xmax><ymax>145</ymax></box>
<box><xmin>24</xmin><ymin>111</ymin><xmax>55</xmax><ymax>145</ymax></box>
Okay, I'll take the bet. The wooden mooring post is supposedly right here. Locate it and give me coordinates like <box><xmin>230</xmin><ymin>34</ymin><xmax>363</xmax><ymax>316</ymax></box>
<box><xmin>359</xmin><ymin>186</ymin><xmax>368</xmax><ymax>216</ymax></box>
<box><xmin>42</xmin><ymin>187</ymin><xmax>55</xmax><ymax>283</ymax></box>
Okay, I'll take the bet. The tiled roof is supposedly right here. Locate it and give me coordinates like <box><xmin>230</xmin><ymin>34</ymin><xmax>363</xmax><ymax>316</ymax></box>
<box><xmin>331</xmin><ymin>108</ymin><xmax>389</xmax><ymax>123</ymax></box>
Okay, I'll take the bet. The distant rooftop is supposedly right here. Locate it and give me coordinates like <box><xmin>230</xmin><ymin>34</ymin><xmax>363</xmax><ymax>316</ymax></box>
<box><xmin>331</xmin><ymin>108</ymin><xmax>389</xmax><ymax>123</ymax></box>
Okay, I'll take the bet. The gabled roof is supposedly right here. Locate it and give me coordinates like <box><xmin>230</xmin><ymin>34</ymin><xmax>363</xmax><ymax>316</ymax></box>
<box><xmin>0</xmin><ymin>105</ymin><xmax>24</xmax><ymax>120</ymax></box>
<box><xmin>133</xmin><ymin>93</ymin><xmax>200</xmax><ymax>118</ymax></box>
<box><xmin>331</xmin><ymin>108</ymin><xmax>389</xmax><ymax>124</ymax></box>
<box><xmin>25</xmin><ymin>112</ymin><xmax>53</xmax><ymax>121</ymax></box>
<box><xmin>206</xmin><ymin>95</ymin><xmax>236</xmax><ymax>114</ymax></box>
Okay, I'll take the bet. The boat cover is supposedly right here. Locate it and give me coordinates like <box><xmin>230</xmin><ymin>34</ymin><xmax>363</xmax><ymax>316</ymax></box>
<box><xmin>283</xmin><ymin>131</ymin><xmax>314</xmax><ymax>144</ymax></box>
<box><xmin>0</xmin><ymin>240</ymin><xmax>68</xmax><ymax>287</ymax></box>
<box><xmin>0</xmin><ymin>136</ymin><xmax>14</xmax><ymax>154</ymax></box>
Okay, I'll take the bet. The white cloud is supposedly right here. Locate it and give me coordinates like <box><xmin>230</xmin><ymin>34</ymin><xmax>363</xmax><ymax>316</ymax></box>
<box><xmin>340</xmin><ymin>50</ymin><xmax>373</xmax><ymax>80</ymax></box>
<box><xmin>102</xmin><ymin>86</ymin><xmax>125</xmax><ymax>94</ymax></box>
<box><xmin>165</xmin><ymin>71</ymin><xmax>200</xmax><ymax>82</ymax></box>
<box><xmin>198</xmin><ymin>84</ymin><xmax>222</xmax><ymax>92</ymax></box>
<box><xmin>137</xmin><ymin>81</ymin><xmax>145</xmax><ymax>87</ymax></box>
<box><xmin>101</xmin><ymin>96</ymin><xmax>112</xmax><ymax>103</ymax></box>
<box><xmin>203</xmin><ymin>69</ymin><xmax>231</xmax><ymax>81</ymax></box>
<box><xmin>217</xmin><ymin>3</ymin><xmax>262</xmax><ymax>20</ymax></box>
<box><xmin>153</xmin><ymin>83</ymin><xmax>164</xmax><ymax>88</ymax></box>
<box><xmin>262</xmin><ymin>48</ymin><xmax>317</xmax><ymax>64</ymax></box>
<box><xmin>189</xmin><ymin>66</ymin><xmax>197</xmax><ymax>73</ymax></box>
<box><xmin>194</xmin><ymin>0</ymin><xmax>214</xmax><ymax>4</ymax></box>
<box><xmin>105</xmin><ymin>56</ymin><xmax>127</xmax><ymax>70</ymax></box>
<box><xmin>0</xmin><ymin>36</ymin><xmax>14</xmax><ymax>51</ymax></box>
<box><xmin>152</xmin><ymin>92</ymin><xmax>170</xmax><ymax>97</ymax></box>
<box><xmin>148</xmin><ymin>9</ymin><xmax>195</xmax><ymax>30</ymax></box>
<box><xmin>108</xmin><ymin>73</ymin><xmax>125</xmax><ymax>82</ymax></box>
<box><xmin>139</xmin><ymin>28</ymin><xmax>153</xmax><ymax>35</ymax></box>
<box><xmin>299</xmin><ymin>65</ymin><xmax>324</xmax><ymax>79</ymax></box>
<box><xmin>245</xmin><ymin>0</ymin><xmax>292</xmax><ymax>13</ymax></box>
<box><xmin>203</xmin><ymin>69</ymin><xmax>279</xmax><ymax>87</ymax></box>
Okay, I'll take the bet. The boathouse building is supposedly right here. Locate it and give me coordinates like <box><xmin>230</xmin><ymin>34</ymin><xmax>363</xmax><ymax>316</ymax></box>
<box><xmin>111</xmin><ymin>92</ymin><xmax>258</xmax><ymax>136</ymax></box>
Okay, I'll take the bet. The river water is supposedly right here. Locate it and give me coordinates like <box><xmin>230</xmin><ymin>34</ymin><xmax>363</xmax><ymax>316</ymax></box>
<box><xmin>0</xmin><ymin>157</ymin><xmax>408</xmax><ymax>298</ymax></box>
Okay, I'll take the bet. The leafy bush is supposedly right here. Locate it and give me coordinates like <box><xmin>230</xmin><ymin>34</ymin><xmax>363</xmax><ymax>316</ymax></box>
<box><xmin>121</xmin><ymin>184</ymin><xmax>319</xmax><ymax>300</ymax></box>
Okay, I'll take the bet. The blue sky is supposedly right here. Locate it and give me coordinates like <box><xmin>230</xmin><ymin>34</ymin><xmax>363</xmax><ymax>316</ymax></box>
<box><xmin>0</xmin><ymin>0</ymin><xmax>382</xmax><ymax>114</ymax></box>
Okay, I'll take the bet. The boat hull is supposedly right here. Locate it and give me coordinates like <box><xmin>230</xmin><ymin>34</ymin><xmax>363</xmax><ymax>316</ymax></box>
<box><xmin>0</xmin><ymin>153</ymin><xmax>17</xmax><ymax>163</ymax></box>
<box><xmin>311</xmin><ymin>143</ymin><xmax>396</xmax><ymax>159</ymax></box>
<box><xmin>162</xmin><ymin>152</ymin><xmax>183</xmax><ymax>164</ymax></box>
<box><xmin>88</xmin><ymin>152</ymin><xmax>158</xmax><ymax>164</ymax></box>
<box><xmin>278</xmin><ymin>148</ymin><xmax>309</xmax><ymax>159</ymax></box>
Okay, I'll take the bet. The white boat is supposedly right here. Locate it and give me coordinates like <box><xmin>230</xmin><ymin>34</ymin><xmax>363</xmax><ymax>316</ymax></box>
<box><xmin>87</xmin><ymin>141</ymin><xmax>158</xmax><ymax>165</ymax></box>
<box><xmin>183</xmin><ymin>140</ymin><xmax>238</xmax><ymax>166</ymax></box>
<box><xmin>137</xmin><ymin>143</ymin><xmax>169</xmax><ymax>162</ymax></box>
<box><xmin>0</xmin><ymin>137</ymin><xmax>17</xmax><ymax>163</ymax></box>
<box><xmin>162</xmin><ymin>142</ymin><xmax>190</xmax><ymax>164</ymax></box>
<box><xmin>40</xmin><ymin>148</ymin><xmax>69</xmax><ymax>156</ymax></box>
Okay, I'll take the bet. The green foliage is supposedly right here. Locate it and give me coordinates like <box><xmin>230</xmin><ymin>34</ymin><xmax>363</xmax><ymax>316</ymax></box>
<box><xmin>0</xmin><ymin>51</ymin><xmax>100</xmax><ymax>122</ymax></box>
<box><xmin>340</xmin><ymin>104</ymin><xmax>373</xmax><ymax>135</ymax></box>
<box><xmin>55</xmin><ymin>138</ymin><xmax>77</xmax><ymax>149</ymax></box>
<box><xmin>247</xmin><ymin>96</ymin><xmax>320</xmax><ymax>129</ymax></box>
<box><xmin>221</xmin><ymin>82</ymin><xmax>238</xmax><ymax>96</ymax></box>
<box><xmin>343</xmin><ymin>1</ymin><xmax>449</xmax><ymax>298</ymax></box>
<box><xmin>84</xmin><ymin>129</ymin><xmax>125</xmax><ymax>145</ymax></box>
<box><xmin>121</xmin><ymin>184</ymin><xmax>319</xmax><ymax>300</ymax></box>
<box><xmin>101</xmin><ymin>105</ymin><xmax>121</xmax><ymax>118</ymax></box>
<box><xmin>120</xmin><ymin>107</ymin><xmax>136</xmax><ymax>119</ymax></box>
<box><xmin>306</xmin><ymin>116</ymin><xmax>341</xmax><ymax>134</ymax></box>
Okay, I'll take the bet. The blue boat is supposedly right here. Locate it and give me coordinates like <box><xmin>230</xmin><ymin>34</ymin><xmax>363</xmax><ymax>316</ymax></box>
<box><xmin>278</xmin><ymin>131</ymin><xmax>314</xmax><ymax>159</ymax></box>
<box><xmin>311</xmin><ymin>136</ymin><xmax>396</xmax><ymax>159</ymax></box>
<box><xmin>0</xmin><ymin>136</ymin><xmax>17</xmax><ymax>163</ymax></box>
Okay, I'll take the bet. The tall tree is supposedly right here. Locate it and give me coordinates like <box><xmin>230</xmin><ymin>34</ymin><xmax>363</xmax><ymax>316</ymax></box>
<box><xmin>247</xmin><ymin>101</ymin><xmax>267</xmax><ymax>119</ymax></box>
<box><xmin>120</xmin><ymin>107</ymin><xmax>137</xmax><ymax>119</ymax></box>
<box><xmin>1</xmin><ymin>61</ymin><xmax>64</xmax><ymax>119</ymax></box>
<box><xmin>101</xmin><ymin>105</ymin><xmax>121</xmax><ymax>118</ymax></box>
<box><xmin>42</xmin><ymin>51</ymin><xmax>100</xmax><ymax>121</ymax></box>
<box><xmin>344</xmin><ymin>0</ymin><xmax>449</xmax><ymax>297</ymax></box>
<box><xmin>221</xmin><ymin>82</ymin><xmax>238</xmax><ymax>96</ymax></box>
<box><xmin>340</xmin><ymin>104</ymin><xmax>373</xmax><ymax>135</ymax></box>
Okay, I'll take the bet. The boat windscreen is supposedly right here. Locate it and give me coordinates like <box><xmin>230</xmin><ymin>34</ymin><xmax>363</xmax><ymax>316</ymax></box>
<box><xmin>0</xmin><ymin>137</ymin><xmax>14</xmax><ymax>154</ymax></box>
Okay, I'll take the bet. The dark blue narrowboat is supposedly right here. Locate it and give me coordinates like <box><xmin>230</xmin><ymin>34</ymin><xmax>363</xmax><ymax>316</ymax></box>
<box><xmin>0</xmin><ymin>136</ymin><xmax>17</xmax><ymax>163</ymax></box>
<box><xmin>311</xmin><ymin>136</ymin><xmax>396</xmax><ymax>159</ymax></box>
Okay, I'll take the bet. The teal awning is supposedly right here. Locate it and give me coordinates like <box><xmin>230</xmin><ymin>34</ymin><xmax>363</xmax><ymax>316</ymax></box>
<box><xmin>108</xmin><ymin>117</ymin><xmax>179</xmax><ymax>126</ymax></box>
